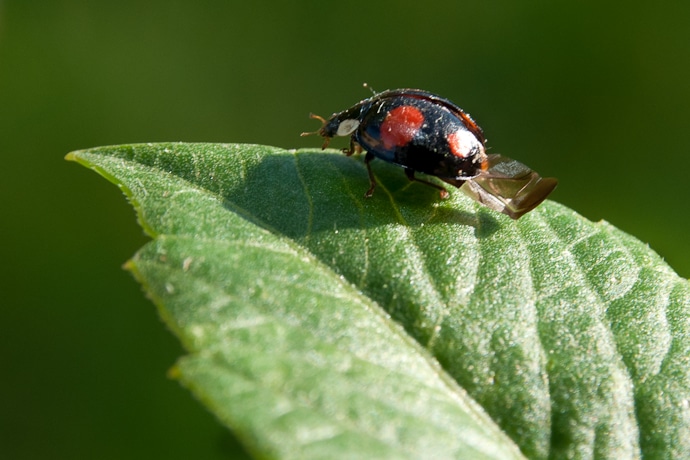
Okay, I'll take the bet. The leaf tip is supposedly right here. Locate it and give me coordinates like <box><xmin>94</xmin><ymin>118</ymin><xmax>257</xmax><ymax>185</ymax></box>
<box><xmin>65</xmin><ymin>149</ymin><xmax>94</xmax><ymax>169</ymax></box>
<box><xmin>123</xmin><ymin>259</ymin><xmax>148</xmax><ymax>286</ymax></box>
<box><xmin>167</xmin><ymin>364</ymin><xmax>182</xmax><ymax>380</ymax></box>
<box><xmin>122</xmin><ymin>259</ymin><xmax>136</xmax><ymax>273</ymax></box>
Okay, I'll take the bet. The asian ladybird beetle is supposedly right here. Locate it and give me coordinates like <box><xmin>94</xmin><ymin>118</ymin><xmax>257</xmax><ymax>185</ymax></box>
<box><xmin>302</xmin><ymin>88</ymin><xmax>557</xmax><ymax>219</ymax></box>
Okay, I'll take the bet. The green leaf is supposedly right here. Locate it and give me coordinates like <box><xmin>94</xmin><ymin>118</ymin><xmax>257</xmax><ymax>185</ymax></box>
<box><xmin>67</xmin><ymin>143</ymin><xmax>690</xmax><ymax>460</ymax></box>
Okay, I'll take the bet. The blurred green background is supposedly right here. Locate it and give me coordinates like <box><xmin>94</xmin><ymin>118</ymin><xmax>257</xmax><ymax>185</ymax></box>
<box><xmin>1</xmin><ymin>1</ymin><xmax>688</xmax><ymax>458</ymax></box>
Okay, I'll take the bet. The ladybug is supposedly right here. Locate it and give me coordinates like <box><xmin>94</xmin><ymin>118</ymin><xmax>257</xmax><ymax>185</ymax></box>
<box><xmin>302</xmin><ymin>88</ymin><xmax>557</xmax><ymax>219</ymax></box>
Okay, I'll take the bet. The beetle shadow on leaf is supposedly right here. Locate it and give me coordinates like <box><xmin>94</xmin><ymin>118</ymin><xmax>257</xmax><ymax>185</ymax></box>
<box><xmin>223</xmin><ymin>151</ymin><xmax>499</xmax><ymax>238</ymax></box>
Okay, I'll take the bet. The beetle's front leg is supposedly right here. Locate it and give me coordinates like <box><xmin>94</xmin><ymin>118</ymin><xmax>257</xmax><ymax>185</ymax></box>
<box><xmin>342</xmin><ymin>139</ymin><xmax>362</xmax><ymax>157</ymax></box>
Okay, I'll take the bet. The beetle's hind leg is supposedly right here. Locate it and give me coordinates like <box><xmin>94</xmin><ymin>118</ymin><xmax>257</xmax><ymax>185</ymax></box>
<box><xmin>404</xmin><ymin>169</ymin><xmax>449</xmax><ymax>199</ymax></box>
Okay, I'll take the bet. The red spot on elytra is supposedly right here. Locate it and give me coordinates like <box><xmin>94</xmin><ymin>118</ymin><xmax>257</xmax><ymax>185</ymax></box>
<box><xmin>380</xmin><ymin>106</ymin><xmax>424</xmax><ymax>150</ymax></box>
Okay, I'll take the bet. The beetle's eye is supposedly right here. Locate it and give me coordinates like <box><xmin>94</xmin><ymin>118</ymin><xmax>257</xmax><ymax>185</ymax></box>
<box><xmin>336</xmin><ymin>119</ymin><xmax>360</xmax><ymax>136</ymax></box>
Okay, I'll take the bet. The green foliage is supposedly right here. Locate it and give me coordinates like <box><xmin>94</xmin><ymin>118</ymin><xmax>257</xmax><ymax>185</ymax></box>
<box><xmin>67</xmin><ymin>143</ymin><xmax>690</xmax><ymax>459</ymax></box>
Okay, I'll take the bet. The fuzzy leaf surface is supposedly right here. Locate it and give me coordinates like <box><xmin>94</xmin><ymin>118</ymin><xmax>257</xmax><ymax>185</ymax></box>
<box><xmin>68</xmin><ymin>143</ymin><xmax>690</xmax><ymax>459</ymax></box>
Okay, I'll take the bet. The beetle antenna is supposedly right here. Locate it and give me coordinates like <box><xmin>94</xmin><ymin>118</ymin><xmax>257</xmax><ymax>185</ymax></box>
<box><xmin>363</xmin><ymin>82</ymin><xmax>377</xmax><ymax>95</ymax></box>
<box><xmin>300</xmin><ymin>113</ymin><xmax>327</xmax><ymax>137</ymax></box>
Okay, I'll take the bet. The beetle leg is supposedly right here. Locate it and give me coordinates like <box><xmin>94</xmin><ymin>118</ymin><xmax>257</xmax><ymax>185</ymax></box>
<box><xmin>364</xmin><ymin>151</ymin><xmax>377</xmax><ymax>197</ymax></box>
<box><xmin>405</xmin><ymin>169</ymin><xmax>449</xmax><ymax>199</ymax></box>
<box><xmin>343</xmin><ymin>138</ymin><xmax>362</xmax><ymax>156</ymax></box>
<box><xmin>343</xmin><ymin>138</ymin><xmax>354</xmax><ymax>156</ymax></box>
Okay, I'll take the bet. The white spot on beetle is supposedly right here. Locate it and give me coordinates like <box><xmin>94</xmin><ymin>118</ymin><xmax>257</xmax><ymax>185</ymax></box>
<box><xmin>447</xmin><ymin>129</ymin><xmax>481</xmax><ymax>158</ymax></box>
<box><xmin>336</xmin><ymin>119</ymin><xmax>360</xmax><ymax>136</ymax></box>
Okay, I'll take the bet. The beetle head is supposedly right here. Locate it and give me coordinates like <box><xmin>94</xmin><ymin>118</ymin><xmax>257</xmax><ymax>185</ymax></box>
<box><xmin>301</xmin><ymin>111</ymin><xmax>362</xmax><ymax>150</ymax></box>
